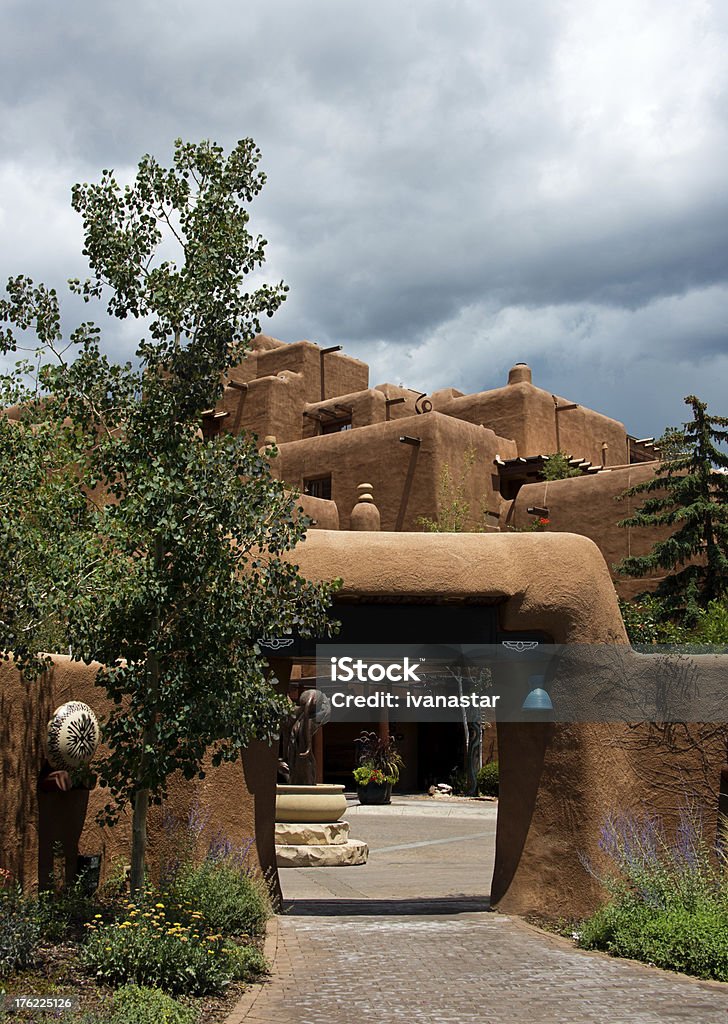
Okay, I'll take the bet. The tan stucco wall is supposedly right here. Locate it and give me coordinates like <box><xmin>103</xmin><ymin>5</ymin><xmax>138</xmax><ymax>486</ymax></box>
<box><xmin>0</xmin><ymin>656</ymin><xmax>262</xmax><ymax>892</ymax></box>
<box><xmin>510</xmin><ymin>463</ymin><xmax>670</xmax><ymax>598</ymax></box>
<box><xmin>232</xmin><ymin>340</ymin><xmax>369</xmax><ymax>405</ymax></box>
<box><xmin>432</xmin><ymin>380</ymin><xmax>628</xmax><ymax>467</ymax></box>
<box><xmin>220</xmin><ymin>370</ymin><xmax>309</xmax><ymax>444</ymax></box>
<box><xmin>301</xmin><ymin>385</ymin><xmax>419</xmax><ymax>439</ymax></box>
<box><xmin>274</xmin><ymin>412</ymin><xmax>517</xmax><ymax>531</ymax></box>
<box><xmin>285</xmin><ymin>530</ymin><xmax>727</xmax><ymax>920</ymax></box>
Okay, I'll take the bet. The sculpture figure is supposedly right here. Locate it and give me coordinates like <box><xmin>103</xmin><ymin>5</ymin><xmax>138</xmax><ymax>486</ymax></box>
<box><xmin>278</xmin><ymin>688</ymin><xmax>331</xmax><ymax>786</ymax></box>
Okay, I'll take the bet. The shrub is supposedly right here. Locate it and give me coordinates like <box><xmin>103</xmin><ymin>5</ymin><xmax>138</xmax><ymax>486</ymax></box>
<box><xmin>108</xmin><ymin>984</ymin><xmax>199</xmax><ymax>1024</ymax></box>
<box><xmin>36</xmin><ymin>876</ymin><xmax>97</xmax><ymax>942</ymax></box>
<box><xmin>578</xmin><ymin>807</ymin><xmax>728</xmax><ymax>980</ymax></box>
<box><xmin>477</xmin><ymin>761</ymin><xmax>499</xmax><ymax>797</ymax></box>
<box><xmin>0</xmin><ymin>885</ymin><xmax>42</xmax><ymax>978</ymax></box>
<box><xmin>580</xmin><ymin>901</ymin><xmax>728</xmax><ymax>981</ymax></box>
<box><xmin>541</xmin><ymin>452</ymin><xmax>582</xmax><ymax>481</ymax></box>
<box><xmin>448</xmin><ymin>767</ymin><xmax>467</xmax><ymax>795</ymax></box>
<box><xmin>81</xmin><ymin>901</ymin><xmax>232</xmax><ymax>994</ymax></box>
<box><xmin>223</xmin><ymin>942</ymin><xmax>269</xmax><ymax>982</ymax></box>
<box><xmin>618</xmin><ymin>595</ymin><xmax>690</xmax><ymax>646</ymax></box>
<box><xmin>170</xmin><ymin>857</ymin><xmax>270</xmax><ymax>939</ymax></box>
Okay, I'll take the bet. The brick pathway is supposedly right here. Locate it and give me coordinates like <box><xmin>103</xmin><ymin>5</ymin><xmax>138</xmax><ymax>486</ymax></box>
<box><xmin>226</xmin><ymin>800</ymin><xmax>728</xmax><ymax>1024</ymax></box>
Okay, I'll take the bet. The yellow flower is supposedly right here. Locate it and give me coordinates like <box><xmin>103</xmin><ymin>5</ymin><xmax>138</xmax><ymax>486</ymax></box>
<box><xmin>105</xmin><ymin>946</ymin><xmax>112</xmax><ymax>951</ymax></box>
<box><xmin>155</xmin><ymin>903</ymin><xmax>164</xmax><ymax>909</ymax></box>
<box><xmin>94</xmin><ymin>914</ymin><xmax>102</xmax><ymax>919</ymax></box>
<box><xmin>180</xmin><ymin>937</ymin><xmax>188</xmax><ymax>943</ymax></box>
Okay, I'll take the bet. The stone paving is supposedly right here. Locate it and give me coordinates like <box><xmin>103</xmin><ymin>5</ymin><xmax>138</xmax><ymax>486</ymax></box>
<box><xmin>226</xmin><ymin>798</ymin><xmax>728</xmax><ymax>1024</ymax></box>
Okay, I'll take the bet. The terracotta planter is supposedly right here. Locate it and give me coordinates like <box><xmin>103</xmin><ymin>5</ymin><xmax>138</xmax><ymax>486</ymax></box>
<box><xmin>357</xmin><ymin>781</ymin><xmax>392</xmax><ymax>805</ymax></box>
<box><xmin>275</xmin><ymin>784</ymin><xmax>347</xmax><ymax>823</ymax></box>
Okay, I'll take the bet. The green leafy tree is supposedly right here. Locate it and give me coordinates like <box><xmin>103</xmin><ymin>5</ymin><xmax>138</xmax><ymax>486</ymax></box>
<box><xmin>418</xmin><ymin>445</ymin><xmax>488</xmax><ymax>532</ymax></box>
<box><xmin>616</xmin><ymin>396</ymin><xmax>728</xmax><ymax>624</ymax></box>
<box><xmin>0</xmin><ymin>284</ymin><xmax>98</xmax><ymax>673</ymax></box>
<box><xmin>655</xmin><ymin>425</ymin><xmax>690</xmax><ymax>463</ymax></box>
<box><xmin>0</xmin><ymin>139</ymin><xmax>335</xmax><ymax>891</ymax></box>
<box><xmin>541</xmin><ymin>451</ymin><xmax>582</xmax><ymax>480</ymax></box>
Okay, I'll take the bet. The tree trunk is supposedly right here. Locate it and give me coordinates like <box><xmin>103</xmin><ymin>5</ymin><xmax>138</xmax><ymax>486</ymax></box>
<box><xmin>129</xmin><ymin>536</ymin><xmax>163</xmax><ymax>895</ymax></box>
<box><xmin>130</xmin><ymin>786</ymin><xmax>149</xmax><ymax>893</ymax></box>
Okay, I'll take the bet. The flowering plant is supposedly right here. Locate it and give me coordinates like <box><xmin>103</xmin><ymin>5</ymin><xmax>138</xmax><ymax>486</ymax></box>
<box><xmin>353</xmin><ymin>731</ymin><xmax>404</xmax><ymax>787</ymax></box>
<box><xmin>352</xmin><ymin>766</ymin><xmax>389</xmax><ymax>786</ymax></box>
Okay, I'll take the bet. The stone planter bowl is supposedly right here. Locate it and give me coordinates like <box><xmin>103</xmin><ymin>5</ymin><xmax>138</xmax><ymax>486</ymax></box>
<box><xmin>275</xmin><ymin>784</ymin><xmax>347</xmax><ymax>823</ymax></box>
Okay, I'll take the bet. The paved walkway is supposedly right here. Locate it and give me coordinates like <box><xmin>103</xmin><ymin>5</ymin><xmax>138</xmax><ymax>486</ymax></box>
<box><xmin>226</xmin><ymin>798</ymin><xmax>728</xmax><ymax>1024</ymax></box>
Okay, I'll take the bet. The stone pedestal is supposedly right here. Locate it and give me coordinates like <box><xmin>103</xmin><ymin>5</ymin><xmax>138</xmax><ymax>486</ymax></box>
<box><xmin>274</xmin><ymin>784</ymin><xmax>369</xmax><ymax>867</ymax></box>
<box><xmin>275</xmin><ymin>819</ymin><xmax>368</xmax><ymax>867</ymax></box>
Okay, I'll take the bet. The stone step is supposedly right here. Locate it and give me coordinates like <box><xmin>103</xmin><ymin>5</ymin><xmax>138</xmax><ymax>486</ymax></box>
<box><xmin>275</xmin><ymin>820</ymin><xmax>351</xmax><ymax>846</ymax></box>
<box><xmin>276</xmin><ymin>838</ymin><xmax>369</xmax><ymax>867</ymax></box>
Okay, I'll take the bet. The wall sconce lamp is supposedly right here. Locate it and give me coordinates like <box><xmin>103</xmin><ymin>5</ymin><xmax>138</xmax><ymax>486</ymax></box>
<box><xmin>522</xmin><ymin>674</ymin><xmax>553</xmax><ymax>712</ymax></box>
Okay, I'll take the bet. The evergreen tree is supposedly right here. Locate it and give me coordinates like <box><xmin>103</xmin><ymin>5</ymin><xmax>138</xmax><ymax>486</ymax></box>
<box><xmin>616</xmin><ymin>395</ymin><xmax>728</xmax><ymax>623</ymax></box>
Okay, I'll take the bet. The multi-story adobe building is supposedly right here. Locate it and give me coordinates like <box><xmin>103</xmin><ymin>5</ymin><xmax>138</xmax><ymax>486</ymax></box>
<box><xmin>201</xmin><ymin>332</ymin><xmax>667</xmax><ymax>791</ymax></box>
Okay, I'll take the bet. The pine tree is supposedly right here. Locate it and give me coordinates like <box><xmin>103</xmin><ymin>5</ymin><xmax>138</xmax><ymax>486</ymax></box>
<box><xmin>616</xmin><ymin>395</ymin><xmax>728</xmax><ymax>624</ymax></box>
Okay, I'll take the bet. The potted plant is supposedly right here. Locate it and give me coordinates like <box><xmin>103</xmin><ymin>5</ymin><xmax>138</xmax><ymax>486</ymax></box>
<box><xmin>353</xmin><ymin>731</ymin><xmax>404</xmax><ymax>805</ymax></box>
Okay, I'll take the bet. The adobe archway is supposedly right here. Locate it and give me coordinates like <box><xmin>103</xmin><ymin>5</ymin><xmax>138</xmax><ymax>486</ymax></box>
<box><xmin>274</xmin><ymin>530</ymin><xmax>727</xmax><ymax>919</ymax></box>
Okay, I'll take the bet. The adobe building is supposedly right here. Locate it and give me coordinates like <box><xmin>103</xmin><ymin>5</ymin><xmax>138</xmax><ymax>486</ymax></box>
<box><xmin>3</xmin><ymin>331</ymin><xmax>727</xmax><ymax>923</ymax></box>
<box><xmin>213</xmin><ymin>333</ymin><xmax>663</xmax><ymax>579</ymax></box>
<box><xmin>4</xmin><ymin>532</ymin><xmax>727</xmax><ymax>922</ymax></box>
<box><xmin>204</xmin><ymin>333</ymin><xmax>672</xmax><ymax>789</ymax></box>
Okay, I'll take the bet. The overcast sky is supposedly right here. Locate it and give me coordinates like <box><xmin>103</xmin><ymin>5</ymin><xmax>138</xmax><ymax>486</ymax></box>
<box><xmin>2</xmin><ymin>0</ymin><xmax>727</xmax><ymax>437</ymax></box>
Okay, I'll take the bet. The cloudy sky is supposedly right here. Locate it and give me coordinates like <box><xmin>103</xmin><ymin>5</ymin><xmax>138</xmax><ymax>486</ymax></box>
<box><xmin>2</xmin><ymin>0</ymin><xmax>727</xmax><ymax>437</ymax></box>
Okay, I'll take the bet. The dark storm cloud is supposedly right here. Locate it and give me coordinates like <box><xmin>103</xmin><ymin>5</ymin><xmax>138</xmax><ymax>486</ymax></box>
<box><xmin>1</xmin><ymin>0</ymin><xmax>727</xmax><ymax>435</ymax></box>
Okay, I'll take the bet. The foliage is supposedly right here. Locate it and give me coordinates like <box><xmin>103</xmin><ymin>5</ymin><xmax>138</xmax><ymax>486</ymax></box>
<box><xmin>418</xmin><ymin>445</ymin><xmax>488</xmax><ymax>533</ymax></box>
<box><xmin>579</xmin><ymin>806</ymin><xmax>728</xmax><ymax>981</ymax></box>
<box><xmin>580</xmin><ymin>901</ymin><xmax>728</xmax><ymax>979</ymax></box>
<box><xmin>35</xmin><ymin>874</ymin><xmax>98</xmax><ymax>942</ymax></box>
<box><xmin>541</xmin><ymin>451</ymin><xmax>581</xmax><ymax>480</ymax></box>
<box><xmin>0</xmin><ymin>138</ymin><xmax>337</xmax><ymax>891</ymax></box>
<box><xmin>169</xmin><ymin>856</ymin><xmax>270</xmax><ymax>939</ymax></box>
<box><xmin>689</xmin><ymin>599</ymin><xmax>728</xmax><ymax>644</ymax></box>
<box><xmin>0</xmin><ymin>886</ymin><xmax>42</xmax><ymax>978</ymax></box>
<box><xmin>476</xmin><ymin>761</ymin><xmax>499</xmax><ymax>797</ymax></box>
<box><xmin>223</xmin><ymin>941</ymin><xmax>269</xmax><ymax>982</ymax></box>
<box><xmin>619</xmin><ymin>593</ymin><xmax>728</xmax><ymax>647</ymax></box>
<box><xmin>616</xmin><ymin>395</ymin><xmax>728</xmax><ymax>624</ymax></box>
<box><xmin>81</xmin><ymin>898</ymin><xmax>234</xmax><ymax>994</ymax></box>
<box><xmin>517</xmin><ymin>515</ymin><xmax>549</xmax><ymax>532</ymax></box>
<box><xmin>353</xmin><ymin>731</ymin><xmax>403</xmax><ymax>784</ymax></box>
<box><xmin>0</xmin><ymin>386</ymin><xmax>91</xmax><ymax>674</ymax></box>
<box><xmin>656</xmin><ymin>425</ymin><xmax>690</xmax><ymax>462</ymax></box>
<box><xmin>106</xmin><ymin>984</ymin><xmax>198</xmax><ymax>1024</ymax></box>
<box><xmin>352</xmin><ymin>766</ymin><xmax>390</xmax><ymax>787</ymax></box>
<box><xmin>618</xmin><ymin>596</ymin><xmax>690</xmax><ymax>646</ymax></box>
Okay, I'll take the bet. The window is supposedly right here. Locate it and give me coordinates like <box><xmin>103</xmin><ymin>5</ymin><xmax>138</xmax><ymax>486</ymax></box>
<box><xmin>321</xmin><ymin>418</ymin><xmax>352</xmax><ymax>434</ymax></box>
<box><xmin>303</xmin><ymin>475</ymin><xmax>332</xmax><ymax>500</ymax></box>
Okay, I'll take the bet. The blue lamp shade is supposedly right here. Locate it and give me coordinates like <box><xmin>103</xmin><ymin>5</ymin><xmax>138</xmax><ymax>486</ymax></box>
<box><xmin>522</xmin><ymin>675</ymin><xmax>553</xmax><ymax>711</ymax></box>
